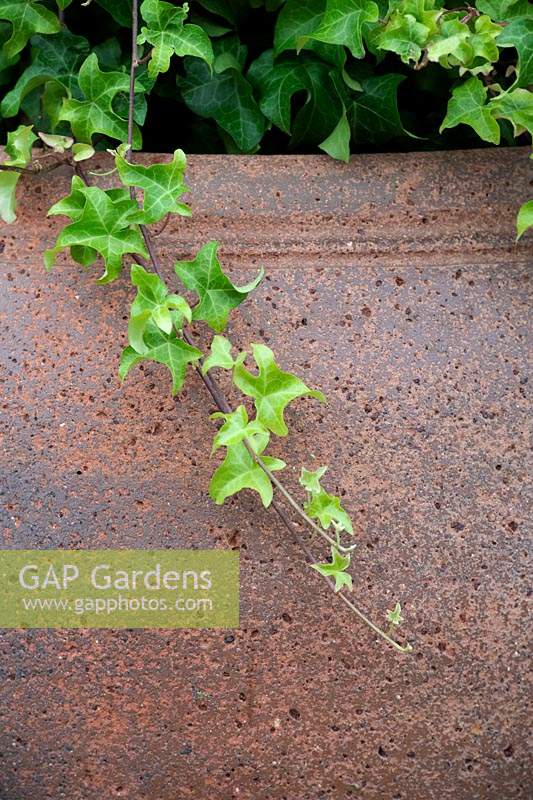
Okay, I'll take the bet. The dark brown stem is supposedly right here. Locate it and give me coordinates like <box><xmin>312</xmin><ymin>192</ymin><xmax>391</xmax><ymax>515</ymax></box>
<box><xmin>0</xmin><ymin>158</ymin><xmax>70</xmax><ymax>175</ymax></box>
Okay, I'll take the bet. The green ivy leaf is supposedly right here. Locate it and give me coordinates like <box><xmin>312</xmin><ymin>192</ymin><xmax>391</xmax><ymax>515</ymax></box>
<box><xmin>233</xmin><ymin>343</ymin><xmax>325</xmax><ymax>436</ymax></box>
<box><xmin>211</xmin><ymin>404</ymin><xmax>267</xmax><ymax>452</ymax></box>
<box><xmin>319</xmin><ymin>107</ymin><xmax>350</xmax><ymax>161</ymax></box>
<box><xmin>475</xmin><ymin>0</ymin><xmax>532</xmax><ymax>20</ymax></box>
<box><xmin>119</xmin><ymin>326</ymin><xmax>203</xmax><ymax>395</ymax></box>
<box><xmin>0</xmin><ymin>31</ymin><xmax>89</xmax><ymax>119</ymax></box>
<box><xmin>115</xmin><ymin>147</ymin><xmax>191</xmax><ymax>224</ymax></box>
<box><xmin>311</xmin><ymin>546</ymin><xmax>353</xmax><ymax>592</ymax></box>
<box><xmin>202</xmin><ymin>334</ymin><xmax>235</xmax><ymax>373</ymax></box>
<box><xmin>0</xmin><ymin>124</ymin><xmax>37</xmax><ymax>223</ymax></box>
<box><xmin>59</xmin><ymin>53</ymin><xmax>144</xmax><ymax>147</ymax></box>
<box><xmin>496</xmin><ymin>16</ymin><xmax>533</xmax><ymax>88</ymax></box>
<box><xmin>180</xmin><ymin>39</ymin><xmax>266</xmax><ymax>152</ymax></box>
<box><xmin>386</xmin><ymin>601</ymin><xmax>404</xmax><ymax>626</ymax></box>
<box><xmin>174</xmin><ymin>240</ymin><xmax>263</xmax><ymax>333</ymax></box>
<box><xmin>38</xmin><ymin>132</ymin><xmax>73</xmax><ymax>152</ymax></box>
<box><xmin>426</xmin><ymin>17</ymin><xmax>471</xmax><ymax>67</ymax></box>
<box><xmin>72</xmin><ymin>142</ymin><xmax>95</xmax><ymax>161</ymax></box>
<box><xmin>4</xmin><ymin>123</ymin><xmax>37</xmax><ymax>166</ymax></box>
<box><xmin>0</xmin><ymin>0</ymin><xmax>60</xmax><ymax>60</ymax></box>
<box><xmin>127</xmin><ymin>263</ymin><xmax>191</xmax><ymax>353</ymax></box>
<box><xmin>490</xmin><ymin>87</ymin><xmax>533</xmax><ymax>137</ymax></box>
<box><xmin>138</xmin><ymin>0</ymin><xmax>213</xmax><ymax>78</ymax></box>
<box><xmin>440</xmin><ymin>76</ymin><xmax>500</xmax><ymax>144</ymax></box>
<box><xmin>309</xmin><ymin>0</ymin><xmax>379</xmax><ymax>59</ymax></box>
<box><xmin>250</xmin><ymin>51</ymin><xmax>343</xmax><ymax>145</ymax></box>
<box><xmin>350</xmin><ymin>74</ymin><xmax>414</xmax><ymax>145</ymax></box>
<box><xmin>374</xmin><ymin>0</ymin><xmax>441</xmax><ymax>64</ymax></box>
<box><xmin>209</xmin><ymin>434</ymin><xmax>285</xmax><ymax>508</ymax></box>
<box><xmin>299</xmin><ymin>465</ymin><xmax>328</xmax><ymax>495</ymax></box>
<box><xmin>45</xmin><ymin>183</ymin><xmax>148</xmax><ymax>282</ymax></box>
<box><xmin>274</xmin><ymin>0</ymin><xmax>325</xmax><ymax>55</ymax></box>
<box><xmin>516</xmin><ymin>199</ymin><xmax>533</xmax><ymax>240</ymax></box>
<box><xmin>305</xmin><ymin>488</ymin><xmax>354</xmax><ymax>534</ymax></box>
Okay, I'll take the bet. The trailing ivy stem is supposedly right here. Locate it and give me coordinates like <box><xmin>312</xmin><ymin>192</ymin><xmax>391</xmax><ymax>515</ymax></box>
<box><xmin>244</xmin><ymin>440</ymin><xmax>355</xmax><ymax>554</ymax></box>
<box><xmin>271</xmin><ymin>500</ymin><xmax>412</xmax><ymax>653</ymax></box>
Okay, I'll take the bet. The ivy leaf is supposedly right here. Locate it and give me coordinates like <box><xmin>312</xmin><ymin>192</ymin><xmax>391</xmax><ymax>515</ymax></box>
<box><xmin>59</xmin><ymin>53</ymin><xmax>144</xmax><ymax>147</ymax></box>
<box><xmin>374</xmin><ymin>14</ymin><xmax>430</xmax><ymax>64</ymax></box>
<box><xmin>490</xmin><ymin>87</ymin><xmax>533</xmax><ymax>137</ymax></box>
<box><xmin>475</xmin><ymin>0</ymin><xmax>532</xmax><ymax>20</ymax></box>
<box><xmin>311</xmin><ymin>546</ymin><xmax>353</xmax><ymax>593</ymax></box>
<box><xmin>138</xmin><ymin>0</ymin><xmax>213</xmax><ymax>78</ymax></box>
<box><xmin>304</xmin><ymin>488</ymin><xmax>354</xmax><ymax>534</ymax></box>
<box><xmin>374</xmin><ymin>0</ymin><xmax>441</xmax><ymax>64</ymax></box>
<box><xmin>250</xmin><ymin>51</ymin><xmax>343</xmax><ymax>145</ymax></box>
<box><xmin>309</xmin><ymin>0</ymin><xmax>379</xmax><ymax>59</ymax></box>
<box><xmin>211</xmin><ymin>404</ymin><xmax>267</xmax><ymax>452</ymax></box>
<box><xmin>0</xmin><ymin>31</ymin><xmax>89</xmax><ymax>119</ymax></box>
<box><xmin>202</xmin><ymin>334</ymin><xmax>235</xmax><ymax>373</ymax></box>
<box><xmin>516</xmin><ymin>199</ymin><xmax>533</xmax><ymax>240</ymax></box>
<box><xmin>274</xmin><ymin>0</ymin><xmax>325</xmax><ymax>55</ymax></box>
<box><xmin>174</xmin><ymin>240</ymin><xmax>263</xmax><ymax>333</ymax></box>
<box><xmin>0</xmin><ymin>124</ymin><xmax>37</xmax><ymax>223</ymax></box>
<box><xmin>72</xmin><ymin>142</ymin><xmax>95</xmax><ymax>161</ymax></box>
<box><xmin>0</xmin><ymin>1</ymin><xmax>60</xmax><ymax>60</ymax></box>
<box><xmin>440</xmin><ymin>76</ymin><xmax>500</xmax><ymax>144</ymax></box>
<box><xmin>180</xmin><ymin>40</ymin><xmax>266</xmax><ymax>152</ymax></box>
<box><xmin>38</xmin><ymin>132</ymin><xmax>73</xmax><ymax>152</ymax></box>
<box><xmin>426</xmin><ymin>17</ymin><xmax>471</xmax><ymax>66</ymax></box>
<box><xmin>350</xmin><ymin>74</ymin><xmax>414</xmax><ymax>146</ymax></box>
<box><xmin>386</xmin><ymin>602</ymin><xmax>404</xmax><ymax>626</ymax></box>
<box><xmin>115</xmin><ymin>147</ymin><xmax>191</xmax><ymax>224</ymax></box>
<box><xmin>319</xmin><ymin>108</ymin><xmax>350</xmax><ymax>161</ymax></box>
<box><xmin>45</xmin><ymin>184</ymin><xmax>148</xmax><ymax>283</ymax></box>
<box><xmin>233</xmin><ymin>343</ymin><xmax>325</xmax><ymax>436</ymax></box>
<box><xmin>497</xmin><ymin>17</ymin><xmax>533</xmax><ymax>88</ymax></box>
<box><xmin>209</xmin><ymin>435</ymin><xmax>285</xmax><ymax>508</ymax></box>
<box><xmin>3</xmin><ymin>123</ymin><xmax>37</xmax><ymax>166</ymax></box>
<box><xmin>119</xmin><ymin>326</ymin><xmax>203</xmax><ymax>395</ymax></box>
<box><xmin>127</xmin><ymin>263</ymin><xmax>191</xmax><ymax>353</ymax></box>
<box><xmin>299</xmin><ymin>465</ymin><xmax>328</xmax><ymax>495</ymax></box>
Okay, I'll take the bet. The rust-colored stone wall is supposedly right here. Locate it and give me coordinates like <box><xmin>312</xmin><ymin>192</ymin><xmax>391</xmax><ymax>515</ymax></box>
<box><xmin>1</xmin><ymin>150</ymin><xmax>531</xmax><ymax>799</ymax></box>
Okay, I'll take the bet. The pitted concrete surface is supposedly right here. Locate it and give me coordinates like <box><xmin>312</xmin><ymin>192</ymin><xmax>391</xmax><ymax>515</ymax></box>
<box><xmin>0</xmin><ymin>149</ymin><xmax>531</xmax><ymax>800</ymax></box>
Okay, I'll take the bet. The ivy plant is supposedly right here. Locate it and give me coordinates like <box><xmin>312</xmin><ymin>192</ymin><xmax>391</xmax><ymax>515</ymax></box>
<box><xmin>1</xmin><ymin>0</ymin><xmax>531</xmax><ymax>650</ymax></box>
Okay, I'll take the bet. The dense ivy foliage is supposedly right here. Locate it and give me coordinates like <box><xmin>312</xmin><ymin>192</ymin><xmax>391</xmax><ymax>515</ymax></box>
<box><xmin>0</xmin><ymin>0</ymin><xmax>531</xmax><ymax>157</ymax></box>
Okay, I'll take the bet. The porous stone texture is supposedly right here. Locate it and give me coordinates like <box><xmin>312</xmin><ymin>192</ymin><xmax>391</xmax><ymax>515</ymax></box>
<box><xmin>0</xmin><ymin>149</ymin><xmax>531</xmax><ymax>800</ymax></box>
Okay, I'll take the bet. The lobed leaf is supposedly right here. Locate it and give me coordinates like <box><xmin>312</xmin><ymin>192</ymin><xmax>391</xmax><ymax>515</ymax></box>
<box><xmin>209</xmin><ymin>436</ymin><xmax>285</xmax><ymax>507</ymax></box>
<box><xmin>0</xmin><ymin>31</ymin><xmax>89</xmax><ymax>119</ymax></box>
<box><xmin>0</xmin><ymin>124</ymin><xmax>37</xmax><ymax>223</ymax></box>
<box><xmin>0</xmin><ymin>0</ymin><xmax>60</xmax><ymax>60</ymax></box>
<box><xmin>210</xmin><ymin>404</ymin><xmax>267</xmax><ymax>452</ymax></box>
<box><xmin>138</xmin><ymin>0</ymin><xmax>214</xmax><ymax>78</ymax></box>
<box><xmin>59</xmin><ymin>53</ymin><xmax>144</xmax><ymax>147</ymax></box>
<box><xmin>233</xmin><ymin>343</ymin><xmax>325</xmax><ymax>436</ymax></box>
<box><xmin>202</xmin><ymin>334</ymin><xmax>235</xmax><ymax>373</ymax></box>
<box><xmin>311</xmin><ymin>546</ymin><xmax>353</xmax><ymax>592</ymax></box>
<box><xmin>45</xmin><ymin>182</ymin><xmax>148</xmax><ymax>282</ymax></box>
<box><xmin>309</xmin><ymin>0</ymin><xmax>379</xmax><ymax>60</ymax></box>
<box><xmin>440</xmin><ymin>76</ymin><xmax>500</xmax><ymax>144</ymax></box>
<box><xmin>174</xmin><ymin>240</ymin><xmax>263</xmax><ymax>333</ymax></box>
<box><xmin>115</xmin><ymin>147</ymin><xmax>191</xmax><ymax>224</ymax></box>
<box><xmin>119</xmin><ymin>325</ymin><xmax>203</xmax><ymax>395</ymax></box>
<box><xmin>305</xmin><ymin>488</ymin><xmax>354</xmax><ymax>534</ymax></box>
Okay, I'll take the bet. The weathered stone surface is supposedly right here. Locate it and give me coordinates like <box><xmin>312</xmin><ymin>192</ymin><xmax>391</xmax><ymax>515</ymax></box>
<box><xmin>0</xmin><ymin>149</ymin><xmax>531</xmax><ymax>799</ymax></box>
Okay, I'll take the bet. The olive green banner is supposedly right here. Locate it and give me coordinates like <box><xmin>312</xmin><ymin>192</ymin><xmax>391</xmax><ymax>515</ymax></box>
<box><xmin>0</xmin><ymin>550</ymin><xmax>239</xmax><ymax>629</ymax></box>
